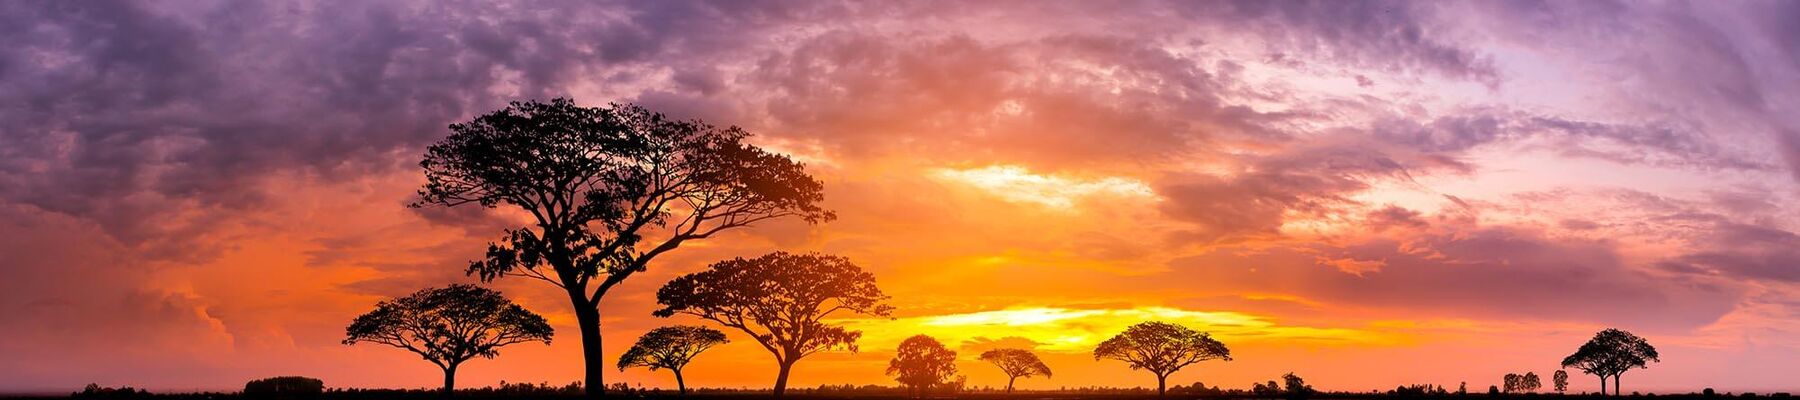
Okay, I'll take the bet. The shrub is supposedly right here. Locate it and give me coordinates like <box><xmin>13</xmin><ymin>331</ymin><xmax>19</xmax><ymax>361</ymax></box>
<box><xmin>72</xmin><ymin>383</ymin><xmax>150</xmax><ymax>399</ymax></box>
<box><xmin>244</xmin><ymin>376</ymin><xmax>324</xmax><ymax>397</ymax></box>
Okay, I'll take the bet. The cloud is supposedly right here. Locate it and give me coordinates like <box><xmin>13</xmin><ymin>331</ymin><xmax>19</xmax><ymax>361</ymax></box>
<box><xmin>932</xmin><ymin>165</ymin><xmax>1155</xmax><ymax>209</ymax></box>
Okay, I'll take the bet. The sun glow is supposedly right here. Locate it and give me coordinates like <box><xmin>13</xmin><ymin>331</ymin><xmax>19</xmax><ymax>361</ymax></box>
<box><xmin>931</xmin><ymin>165</ymin><xmax>1156</xmax><ymax>209</ymax></box>
<box><xmin>836</xmin><ymin>306</ymin><xmax>1407</xmax><ymax>354</ymax></box>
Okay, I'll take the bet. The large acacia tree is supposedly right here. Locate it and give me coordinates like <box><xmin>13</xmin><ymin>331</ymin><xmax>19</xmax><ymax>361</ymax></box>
<box><xmin>654</xmin><ymin>252</ymin><xmax>893</xmax><ymax>397</ymax></box>
<box><xmin>888</xmin><ymin>335</ymin><xmax>959</xmax><ymax>398</ymax></box>
<box><xmin>977</xmin><ymin>348</ymin><xmax>1051</xmax><ymax>393</ymax></box>
<box><xmin>1093</xmin><ymin>321</ymin><xmax>1232</xmax><ymax>397</ymax></box>
<box><xmin>1562</xmin><ymin>328</ymin><xmax>1659</xmax><ymax>396</ymax></box>
<box><xmin>415</xmin><ymin>99</ymin><xmax>831</xmax><ymax>397</ymax></box>
<box><xmin>617</xmin><ymin>325</ymin><xmax>729</xmax><ymax>394</ymax></box>
<box><xmin>343</xmin><ymin>285</ymin><xmax>552</xmax><ymax>397</ymax></box>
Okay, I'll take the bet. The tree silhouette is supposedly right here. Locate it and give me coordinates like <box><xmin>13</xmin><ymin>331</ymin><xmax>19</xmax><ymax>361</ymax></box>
<box><xmin>1561</xmin><ymin>328</ymin><xmax>1659</xmax><ymax>396</ymax></box>
<box><xmin>1503</xmin><ymin>373</ymin><xmax>1521</xmax><ymax>393</ymax></box>
<box><xmin>415</xmin><ymin>99</ymin><xmax>831</xmax><ymax>398</ymax></box>
<box><xmin>616</xmin><ymin>326</ymin><xmax>729</xmax><ymax>395</ymax></box>
<box><xmin>977</xmin><ymin>348</ymin><xmax>1052</xmax><ymax>393</ymax></box>
<box><xmin>1281</xmin><ymin>372</ymin><xmax>1314</xmax><ymax>400</ymax></box>
<box><xmin>1553</xmin><ymin>370</ymin><xmax>1570</xmax><ymax>393</ymax></box>
<box><xmin>1522</xmin><ymin>372</ymin><xmax>1541</xmax><ymax>393</ymax></box>
<box><xmin>1093</xmin><ymin>321</ymin><xmax>1232</xmax><ymax>396</ymax></box>
<box><xmin>887</xmin><ymin>335</ymin><xmax>958</xmax><ymax>398</ymax></box>
<box><xmin>343</xmin><ymin>285</ymin><xmax>552</xmax><ymax>397</ymax></box>
<box><xmin>653</xmin><ymin>252</ymin><xmax>893</xmax><ymax>397</ymax></box>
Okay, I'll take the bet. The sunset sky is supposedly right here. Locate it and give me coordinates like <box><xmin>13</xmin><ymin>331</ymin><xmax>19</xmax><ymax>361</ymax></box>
<box><xmin>4</xmin><ymin>0</ymin><xmax>1800</xmax><ymax>395</ymax></box>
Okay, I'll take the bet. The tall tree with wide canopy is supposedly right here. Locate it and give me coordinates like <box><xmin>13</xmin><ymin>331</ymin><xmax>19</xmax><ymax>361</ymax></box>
<box><xmin>415</xmin><ymin>98</ymin><xmax>832</xmax><ymax>398</ymax></box>
<box><xmin>343</xmin><ymin>285</ymin><xmax>552</xmax><ymax>397</ymax></box>
<box><xmin>977</xmin><ymin>348</ymin><xmax>1052</xmax><ymax>393</ymax></box>
<box><xmin>887</xmin><ymin>335</ymin><xmax>959</xmax><ymax>398</ymax></box>
<box><xmin>654</xmin><ymin>252</ymin><xmax>893</xmax><ymax>397</ymax></box>
<box><xmin>1093</xmin><ymin>321</ymin><xmax>1232</xmax><ymax>397</ymax></box>
<box><xmin>1561</xmin><ymin>328</ymin><xmax>1659</xmax><ymax>396</ymax></box>
<box><xmin>617</xmin><ymin>325</ymin><xmax>729</xmax><ymax>394</ymax></box>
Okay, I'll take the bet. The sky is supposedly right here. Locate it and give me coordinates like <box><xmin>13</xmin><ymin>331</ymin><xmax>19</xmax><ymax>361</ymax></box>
<box><xmin>2</xmin><ymin>0</ymin><xmax>1799</xmax><ymax>395</ymax></box>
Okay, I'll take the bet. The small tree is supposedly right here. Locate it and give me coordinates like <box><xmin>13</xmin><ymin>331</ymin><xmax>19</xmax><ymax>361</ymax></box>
<box><xmin>1561</xmin><ymin>328</ymin><xmax>1659</xmax><ymax>396</ymax></box>
<box><xmin>617</xmin><ymin>326</ymin><xmax>729</xmax><ymax>394</ymax></box>
<box><xmin>1093</xmin><ymin>321</ymin><xmax>1232</xmax><ymax>396</ymax></box>
<box><xmin>1503</xmin><ymin>373</ymin><xmax>1520</xmax><ymax>393</ymax></box>
<box><xmin>654</xmin><ymin>252</ymin><xmax>894</xmax><ymax>397</ymax></box>
<box><xmin>1253</xmin><ymin>381</ymin><xmax>1282</xmax><ymax>396</ymax></box>
<box><xmin>1553</xmin><ymin>370</ymin><xmax>1569</xmax><ymax>393</ymax></box>
<box><xmin>344</xmin><ymin>285</ymin><xmax>552</xmax><ymax>397</ymax></box>
<box><xmin>1281</xmin><ymin>372</ymin><xmax>1314</xmax><ymax>400</ymax></box>
<box><xmin>977</xmin><ymin>348</ymin><xmax>1052</xmax><ymax>393</ymax></box>
<box><xmin>887</xmin><ymin>335</ymin><xmax>958</xmax><ymax>398</ymax></box>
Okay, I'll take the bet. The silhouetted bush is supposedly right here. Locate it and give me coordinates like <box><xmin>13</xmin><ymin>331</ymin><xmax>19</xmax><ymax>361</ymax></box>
<box><xmin>73</xmin><ymin>383</ymin><xmax>151</xmax><ymax>399</ymax></box>
<box><xmin>243</xmin><ymin>376</ymin><xmax>323</xmax><ymax>398</ymax></box>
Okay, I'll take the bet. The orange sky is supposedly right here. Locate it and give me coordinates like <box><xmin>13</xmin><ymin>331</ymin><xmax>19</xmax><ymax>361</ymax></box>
<box><xmin>4</xmin><ymin>0</ymin><xmax>1800</xmax><ymax>395</ymax></box>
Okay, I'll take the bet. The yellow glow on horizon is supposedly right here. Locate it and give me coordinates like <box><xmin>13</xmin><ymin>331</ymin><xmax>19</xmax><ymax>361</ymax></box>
<box><xmin>834</xmin><ymin>306</ymin><xmax>1409</xmax><ymax>355</ymax></box>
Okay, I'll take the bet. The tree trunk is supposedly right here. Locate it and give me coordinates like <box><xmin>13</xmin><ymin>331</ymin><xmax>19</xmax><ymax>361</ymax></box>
<box><xmin>1614</xmin><ymin>374</ymin><xmax>1621</xmax><ymax>396</ymax></box>
<box><xmin>773</xmin><ymin>359</ymin><xmax>796</xmax><ymax>398</ymax></box>
<box><xmin>442</xmin><ymin>364</ymin><xmax>457</xmax><ymax>398</ymax></box>
<box><xmin>1007</xmin><ymin>376</ymin><xmax>1017</xmax><ymax>394</ymax></box>
<box><xmin>572</xmin><ymin>292</ymin><xmax>605</xmax><ymax>399</ymax></box>
<box><xmin>1156</xmin><ymin>373</ymin><xmax>1168</xmax><ymax>397</ymax></box>
<box><xmin>674</xmin><ymin>368</ymin><xmax>687</xmax><ymax>395</ymax></box>
<box><xmin>1599</xmin><ymin>376</ymin><xmax>1607</xmax><ymax>396</ymax></box>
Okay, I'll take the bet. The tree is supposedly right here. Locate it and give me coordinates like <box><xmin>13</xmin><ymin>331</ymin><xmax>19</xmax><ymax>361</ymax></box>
<box><xmin>1253</xmin><ymin>381</ymin><xmax>1282</xmax><ymax>396</ymax></box>
<box><xmin>1281</xmin><ymin>372</ymin><xmax>1315</xmax><ymax>400</ymax></box>
<box><xmin>343</xmin><ymin>285</ymin><xmax>552</xmax><ymax>397</ymax></box>
<box><xmin>1553</xmin><ymin>370</ymin><xmax>1569</xmax><ymax>393</ymax></box>
<box><xmin>616</xmin><ymin>326</ymin><xmax>729</xmax><ymax>395</ymax></box>
<box><xmin>1501</xmin><ymin>372</ymin><xmax>1543</xmax><ymax>393</ymax></box>
<box><xmin>654</xmin><ymin>252</ymin><xmax>893</xmax><ymax>397</ymax></box>
<box><xmin>1093</xmin><ymin>321</ymin><xmax>1232</xmax><ymax>396</ymax></box>
<box><xmin>415</xmin><ymin>99</ymin><xmax>832</xmax><ymax>398</ymax></box>
<box><xmin>1561</xmin><ymin>328</ymin><xmax>1659</xmax><ymax>396</ymax></box>
<box><xmin>977</xmin><ymin>348</ymin><xmax>1053</xmax><ymax>393</ymax></box>
<box><xmin>887</xmin><ymin>335</ymin><xmax>958</xmax><ymax>398</ymax></box>
<box><xmin>1521</xmin><ymin>372</ymin><xmax>1542</xmax><ymax>393</ymax></box>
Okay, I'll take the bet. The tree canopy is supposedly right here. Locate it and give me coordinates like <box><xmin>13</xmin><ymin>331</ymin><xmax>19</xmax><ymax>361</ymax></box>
<box><xmin>887</xmin><ymin>335</ymin><xmax>959</xmax><ymax>397</ymax></box>
<box><xmin>617</xmin><ymin>325</ymin><xmax>729</xmax><ymax>394</ymax></box>
<box><xmin>654</xmin><ymin>251</ymin><xmax>893</xmax><ymax>397</ymax></box>
<box><xmin>977</xmin><ymin>348</ymin><xmax>1053</xmax><ymax>393</ymax></box>
<box><xmin>1561</xmin><ymin>328</ymin><xmax>1659</xmax><ymax>396</ymax></box>
<box><xmin>1093</xmin><ymin>321</ymin><xmax>1232</xmax><ymax>396</ymax></box>
<box><xmin>415</xmin><ymin>98</ymin><xmax>831</xmax><ymax>397</ymax></box>
<box><xmin>343</xmin><ymin>284</ymin><xmax>552</xmax><ymax>395</ymax></box>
